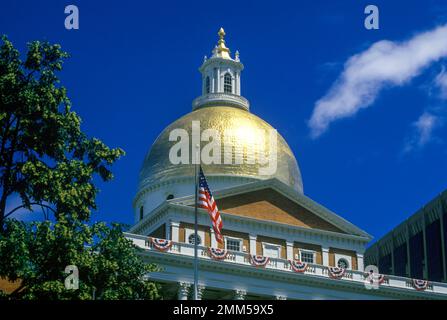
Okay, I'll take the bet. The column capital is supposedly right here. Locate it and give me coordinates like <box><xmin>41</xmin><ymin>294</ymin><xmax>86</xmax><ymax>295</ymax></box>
<box><xmin>170</xmin><ymin>221</ymin><xmax>180</xmax><ymax>227</ymax></box>
<box><xmin>234</xmin><ymin>289</ymin><xmax>247</xmax><ymax>300</ymax></box>
<box><xmin>178</xmin><ymin>282</ymin><xmax>192</xmax><ymax>300</ymax></box>
<box><xmin>249</xmin><ymin>234</ymin><xmax>257</xmax><ymax>240</ymax></box>
<box><xmin>197</xmin><ymin>285</ymin><xmax>206</xmax><ymax>300</ymax></box>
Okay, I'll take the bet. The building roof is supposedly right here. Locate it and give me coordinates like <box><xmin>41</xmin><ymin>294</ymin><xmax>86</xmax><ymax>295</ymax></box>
<box><xmin>366</xmin><ymin>189</ymin><xmax>447</xmax><ymax>253</ymax></box>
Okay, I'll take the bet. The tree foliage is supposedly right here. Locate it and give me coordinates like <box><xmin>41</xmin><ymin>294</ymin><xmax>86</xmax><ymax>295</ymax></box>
<box><xmin>0</xmin><ymin>36</ymin><xmax>159</xmax><ymax>300</ymax></box>
<box><xmin>0</xmin><ymin>35</ymin><xmax>124</xmax><ymax>226</ymax></box>
<box><xmin>0</xmin><ymin>218</ymin><xmax>160</xmax><ymax>300</ymax></box>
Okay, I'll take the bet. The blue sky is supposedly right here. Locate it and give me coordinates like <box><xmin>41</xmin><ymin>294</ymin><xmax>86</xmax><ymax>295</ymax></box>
<box><xmin>1</xmin><ymin>0</ymin><xmax>447</xmax><ymax>243</ymax></box>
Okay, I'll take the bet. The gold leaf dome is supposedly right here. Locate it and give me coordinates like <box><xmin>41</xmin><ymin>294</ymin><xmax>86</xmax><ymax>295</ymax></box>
<box><xmin>138</xmin><ymin>106</ymin><xmax>303</xmax><ymax>193</ymax></box>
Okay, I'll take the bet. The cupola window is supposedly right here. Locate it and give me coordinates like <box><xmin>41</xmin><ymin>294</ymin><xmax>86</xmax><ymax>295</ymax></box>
<box><xmin>205</xmin><ymin>76</ymin><xmax>210</xmax><ymax>94</ymax></box>
<box><xmin>224</xmin><ymin>73</ymin><xmax>232</xmax><ymax>93</ymax></box>
<box><xmin>139</xmin><ymin>206</ymin><xmax>144</xmax><ymax>221</ymax></box>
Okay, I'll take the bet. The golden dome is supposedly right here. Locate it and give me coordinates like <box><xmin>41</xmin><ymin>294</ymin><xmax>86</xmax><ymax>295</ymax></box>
<box><xmin>138</xmin><ymin>106</ymin><xmax>303</xmax><ymax>193</ymax></box>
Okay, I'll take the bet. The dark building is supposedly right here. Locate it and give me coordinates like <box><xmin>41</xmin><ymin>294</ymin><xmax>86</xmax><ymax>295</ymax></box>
<box><xmin>365</xmin><ymin>190</ymin><xmax>447</xmax><ymax>282</ymax></box>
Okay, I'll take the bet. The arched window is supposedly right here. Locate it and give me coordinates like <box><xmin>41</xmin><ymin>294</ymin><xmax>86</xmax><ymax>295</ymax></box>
<box><xmin>224</xmin><ymin>73</ymin><xmax>232</xmax><ymax>93</ymax></box>
<box><xmin>166</xmin><ymin>194</ymin><xmax>174</xmax><ymax>200</ymax></box>
<box><xmin>337</xmin><ymin>258</ymin><xmax>349</xmax><ymax>269</ymax></box>
<box><xmin>139</xmin><ymin>206</ymin><xmax>144</xmax><ymax>221</ymax></box>
<box><xmin>188</xmin><ymin>234</ymin><xmax>202</xmax><ymax>245</ymax></box>
<box><xmin>205</xmin><ymin>76</ymin><xmax>210</xmax><ymax>94</ymax></box>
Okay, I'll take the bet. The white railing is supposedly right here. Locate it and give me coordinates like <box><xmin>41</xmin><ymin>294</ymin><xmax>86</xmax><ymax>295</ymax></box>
<box><xmin>192</xmin><ymin>93</ymin><xmax>250</xmax><ymax>111</ymax></box>
<box><xmin>126</xmin><ymin>233</ymin><xmax>447</xmax><ymax>296</ymax></box>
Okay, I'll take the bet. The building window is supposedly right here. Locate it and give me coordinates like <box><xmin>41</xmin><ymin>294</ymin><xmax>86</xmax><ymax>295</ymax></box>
<box><xmin>225</xmin><ymin>237</ymin><xmax>242</xmax><ymax>252</ymax></box>
<box><xmin>205</xmin><ymin>76</ymin><xmax>210</xmax><ymax>94</ymax></box>
<box><xmin>224</xmin><ymin>73</ymin><xmax>232</xmax><ymax>93</ymax></box>
<box><xmin>139</xmin><ymin>206</ymin><xmax>144</xmax><ymax>221</ymax></box>
<box><xmin>263</xmin><ymin>243</ymin><xmax>280</xmax><ymax>259</ymax></box>
<box><xmin>188</xmin><ymin>234</ymin><xmax>202</xmax><ymax>245</ymax></box>
<box><xmin>337</xmin><ymin>258</ymin><xmax>349</xmax><ymax>269</ymax></box>
<box><xmin>299</xmin><ymin>250</ymin><xmax>315</xmax><ymax>264</ymax></box>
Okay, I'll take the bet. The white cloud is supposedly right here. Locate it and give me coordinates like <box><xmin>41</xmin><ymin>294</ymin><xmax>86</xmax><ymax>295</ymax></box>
<box><xmin>435</xmin><ymin>66</ymin><xmax>447</xmax><ymax>99</ymax></box>
<box><xmin>309</xmin><ymin>24</ymin><xmax>447</xmax><ymax>138</ymax></box>
<box><xmin>404</xmin><ymin>112</ymin><xmax>440</xmax><ymax>152</ymax></box>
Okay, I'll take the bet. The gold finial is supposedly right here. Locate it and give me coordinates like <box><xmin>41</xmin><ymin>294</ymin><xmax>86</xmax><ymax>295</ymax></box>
<box><xmin>214</xmin><ymin>27</ymin><xmax>230</xmax><ymax>58</ymax></box>
<box><xmin>218</xmin><ymin>27</ymin><xmax>226</xmax><ymax>41</ymax></box>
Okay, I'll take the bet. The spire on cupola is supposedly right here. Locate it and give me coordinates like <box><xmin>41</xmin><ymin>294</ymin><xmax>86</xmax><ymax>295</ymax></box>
<box><xmin>192</xmin><ymin>28</ymin><xmax>250</xmax><ymax>111</ymax></box>
<box><xmin>213</xmin><ymin>27</ymin><xmax>231</xmax><ymax>59</ymax></box>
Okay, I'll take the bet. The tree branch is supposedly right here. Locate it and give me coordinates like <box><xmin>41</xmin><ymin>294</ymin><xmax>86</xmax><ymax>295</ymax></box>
<box><xmin>5</xmin><ymin>202</ymin><xmax>56</xmax><ymax>219</ymax></box>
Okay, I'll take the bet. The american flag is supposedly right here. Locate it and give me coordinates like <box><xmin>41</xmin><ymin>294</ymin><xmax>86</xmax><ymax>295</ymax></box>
<box><xmin>198</xmin><ymin>166</ymin><xmax>223</xmax><ymax>244</ymax></box>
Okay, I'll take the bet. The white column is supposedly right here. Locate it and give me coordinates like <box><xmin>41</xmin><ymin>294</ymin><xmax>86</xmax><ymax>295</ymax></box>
<box><xmin>322</xmin><ymin>247</ymin><xmax>330</xmax><ymax>266</ymax></box>
<box><xmin>249</xmin><ymin>234</ymin><xmax>257</xmax><ymax>255</ymax></box>
<box><xmin>286</xmin><ymin>241</ymin><xmax>294</xmax><ymax>260</ymax></box>
<box><xmin>165</xmin><ymin>223</ymin><xmax>171</xmax><ymax>240</ymax></box>
<box><xmin>236</xmin><ymin>72</ymin><xmax>240</xmax><ymax>95</ymax></box>
<box><xmin>216</xmin><ymin>68</ymin><xmax>221</xmax><ymax>92</ymax></box>
<box><xmin>171</xmin><ymin>221</ymin><xmax>180</xmax><ymax>242</ymax></box>
<box><xmin>197</xmin><ymin>285</ymin><xmax>205</xmax><ymax>300</ymax></box>
<box><xmin>210</xmin><ymin>227</ymin><xmax>217</xmax><ymax>248</ymax></box>
<box><xmin>202</xmin><ymin>75</ymin><xmax>205</xmax><ymax>95</ymax></box>
<box><xmin>178</xmin><ymin>282</ymin><xmax>191</xmax><ymax>300</ymax></box>
<box><xmin>234</xmin><ymin>289</ymin><xmax>246</xmax><ymax>300</ymax></box>
<box><xmin>357</xmin><ymin>253</ymin><xmax>364</xmax><ymax>271</ymax></box>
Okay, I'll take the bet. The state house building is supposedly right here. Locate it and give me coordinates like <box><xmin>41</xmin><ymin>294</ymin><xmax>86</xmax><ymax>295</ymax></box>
<box><xmin>124</xmin><ymin>29</ymin><xmax>447</xmax><ymax>299</ymax></box>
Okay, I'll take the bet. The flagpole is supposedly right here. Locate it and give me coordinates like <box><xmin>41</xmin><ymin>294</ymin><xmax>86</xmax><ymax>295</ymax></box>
<box><xmin>193</xmin><ymin>144</ymin><xmax>199</xmax><ymax>301</ymax></box>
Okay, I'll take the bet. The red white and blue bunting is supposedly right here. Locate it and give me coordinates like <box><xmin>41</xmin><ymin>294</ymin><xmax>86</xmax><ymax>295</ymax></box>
<box><xmin>289</xmin><ymin>260</ymin><xmax>308</xmax><ymax>273</ymax></box>
<box><xmin>328</xmin><ymin>266</ymin><xmax>345</xmax><ymax>279</ymax></box>
<box><xmin>209</xmin><ymin>247</ymin><xmax>228</xmax><ymax>260</ymax></box>
<box><xmin>364</xmin><ymin>272</ymin><xmax>386</xmax><ymax>285</ymax></box>
<box><xmin>377</xmin><ymin>274</ymin><xmax>386</xmax><ymax>284</ymax></box>
<box><xmin>412</xmin><ymin>279</ymin><xmax>429</xmax><ymax>291</ymax></box>
<box><xmin>150</xmin><ymin>238</ymin><xmax>172</xmax><ymax>252</ymax></box>
<box><xmin>251</xmin><ymin>255</ymin><xmax>270</xmax><ymax>267</ymax></box>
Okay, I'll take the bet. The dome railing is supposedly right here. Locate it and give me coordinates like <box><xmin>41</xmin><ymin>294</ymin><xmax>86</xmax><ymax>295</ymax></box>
<box><xmin>192</xmin><ymin>93</ymin><xmax>250</xmax><ymax>111</ymax></box>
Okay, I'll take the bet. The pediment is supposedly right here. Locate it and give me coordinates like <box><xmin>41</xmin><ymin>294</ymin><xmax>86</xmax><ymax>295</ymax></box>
<box><xmin>175</xmin><ymin>178</ymin><xmax>371</xmax><ymax>238</ymax></box>
<box><xmin>217</xmin><ymin>188</ymin><xmax>346</xmax><ymax>234</ymax></box>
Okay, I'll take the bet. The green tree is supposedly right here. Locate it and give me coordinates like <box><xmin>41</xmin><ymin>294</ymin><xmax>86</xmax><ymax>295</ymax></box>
<box><xmin>0</xmin><ymin>218</ymin><xmax>160</xmax><ymax>300</ymax></box>
<box><xmin>0</xmin><ymin>36</ymin><xmax>159</xmax><ymax>300</ymax></box>
<box><xmin>0</xmin><ymin>35</ymin><xmax>124</xmax><ymax>227</ymax></box>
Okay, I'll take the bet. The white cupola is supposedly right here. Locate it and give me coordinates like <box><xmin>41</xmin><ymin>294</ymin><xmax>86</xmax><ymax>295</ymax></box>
<box><xmin>192</xmin><ymin>28</ymin><xmax>249</xmax><ymax>111</ymax></box>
